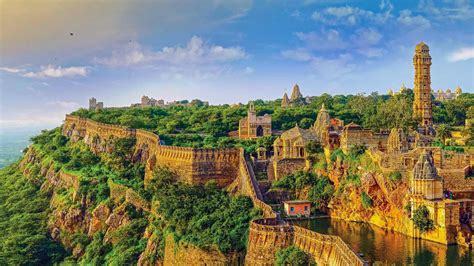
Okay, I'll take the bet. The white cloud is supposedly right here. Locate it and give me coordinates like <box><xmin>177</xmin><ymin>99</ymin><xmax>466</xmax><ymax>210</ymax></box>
<box><xmin>94</xmin><ymin>36</ymin><xmax>246</xmax><ymax>67</ymax></box>
<box><xmin>22</xmin><ymin>65</ymin><xmax>88</xmax><ymax>78</ymax></box>
<box><xmin>0</xmin><ymin>67</ymin><xmax>25</xmax><ymax>73</ymax></box>
<box><xmin>311</xmin><ymin>2</ymin><xmax>393</xmax><ymax>25</ymax></box>
<box><xmin>295</xmin><ymin>30</ymin><xmax>346</xmax><ymax>50</ymax></box>
<box><xmin>310</xmin><ymin>54</ymin><xmax>356</xmax><ymax>79</ymax></box>
<box><xmin>351</xmin><ymin>28</ymin><xmax>383</xmax><ymax>46</ymax></box>
<box><xmin>418</xmin><ymin>0</ymin><xmax>474</xmax><ymax>20</ymax></box>
<box><xmin>281</xmin><ymin>48</ymin><xmax>314</xmax><ymax>62</ymax></box>
<box><xmin>397</xmin><ymin>10</ymin><xmax>431</xmax><ymax>29</ymax></box>
<box><xmin>448</xmin><ymin>47</ymin><xmax>474</xmax><ymax>62</ymax></box>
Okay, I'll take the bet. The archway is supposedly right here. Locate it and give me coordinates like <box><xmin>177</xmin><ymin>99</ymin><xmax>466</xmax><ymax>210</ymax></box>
<box><xmin>256</xmin><ymin>125</ymin><xmax>264</xmax><ymax>137</ymax></box>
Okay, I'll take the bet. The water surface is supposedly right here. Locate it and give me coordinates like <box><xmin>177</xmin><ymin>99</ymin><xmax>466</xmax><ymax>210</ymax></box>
<box><xmin>295</xmin><ymin>218</ymin><xmax>473</xmax><ymax>265</ymax></box>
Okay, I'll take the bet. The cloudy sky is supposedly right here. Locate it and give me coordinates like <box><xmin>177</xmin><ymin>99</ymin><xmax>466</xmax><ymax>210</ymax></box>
<box><xmin>0</xmin><ymin>0</ymin><xmax>473</xmax><ymax>129</ymax></box>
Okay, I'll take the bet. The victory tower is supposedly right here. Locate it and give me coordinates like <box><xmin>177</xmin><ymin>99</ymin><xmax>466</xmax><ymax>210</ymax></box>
<box><xmin>413</xmin><ymin>42</ymin><xmax>433</xmax><ymax>126</ymax></box>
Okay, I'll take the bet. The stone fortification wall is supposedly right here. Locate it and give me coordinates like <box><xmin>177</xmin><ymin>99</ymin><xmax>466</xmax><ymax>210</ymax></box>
<box><xmin>272</xmin><ymin>158</ymin><xmax>306</xmax><ymax>180</ymax></box>
<box><xmin>245</xmin><ymin>218</ymin><xmax>366</xmax><ymax>265</ymax></box>
<box><xmin>245</xmin><ymin>219</ymin><xmax>293</xmax><ymax>265</ymax></box>
<box><xmin>107</xmin><ymin>179</ymin><xmax>150</xmax><ymax>211</ymax></box>
<box><xmin>239</xmin><ymin>150</ymin><xmax>365</xmax><ymax>265</ymax></box>
<box><xmin>163</xmin><ymin>235</ymin><xmax>242</xmax><ymax>266</ymax></box>
<box><xmin>63</xmin><ymin>115</ymin><xmax>240</xmax><ymax>188</ymax></box>
<box><xmin>292</xmin><ymin>225</ymin><xmax>365</xmax><ymax>266</ymax></box>
<box><xmin>237</xmin><ymin>150</ymin><xmax>277</xmax><ymax>218</ymax></box>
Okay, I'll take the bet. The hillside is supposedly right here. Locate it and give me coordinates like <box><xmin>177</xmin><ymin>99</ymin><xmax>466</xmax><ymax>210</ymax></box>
<box><xmin>0</xmin><ymin>90</ymin><xmax>472</xmax><ymax>264</ymax></box>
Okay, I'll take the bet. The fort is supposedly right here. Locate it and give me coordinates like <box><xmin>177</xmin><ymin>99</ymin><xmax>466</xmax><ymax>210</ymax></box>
<box><xmin>60</xmin><ymin>113</ymin><xmax>366</xmax><ymax>265</ymax></box>
<box><xmin>44</xmin><ymin>42</ymin><xmax>472</xmax><ymax>264</ymax></box>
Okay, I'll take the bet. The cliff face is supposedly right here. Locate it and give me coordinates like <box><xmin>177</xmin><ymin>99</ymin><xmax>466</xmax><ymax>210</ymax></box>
<box><xmin>329</xmin><ymin>171</ymin><xmax>411</xmax><ymax>233</ymax></box>
<box><xmin>18</xmin><ymin>136</ymin><xmax>248</xmax><ymax>265</ymax></box>
<box><xmin>19</xmin><ymin>147</ymin><xmax>144</xmax><ymax>260</ymax></box>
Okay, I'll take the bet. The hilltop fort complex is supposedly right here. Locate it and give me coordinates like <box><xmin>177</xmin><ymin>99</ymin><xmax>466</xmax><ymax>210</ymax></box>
<box><xmin>13</xmin><ymin>42</ymin><xmax>473</xmax><ymax>265</ymax></box>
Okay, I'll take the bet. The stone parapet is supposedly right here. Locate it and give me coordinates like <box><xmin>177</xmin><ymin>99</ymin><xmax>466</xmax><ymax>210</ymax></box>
<box><xmin>63</xmin><ymin>115</ymin><xmax>240</xmax><ymax>188</ymax></box>
<box><xmin>245</xmin><ymin>218</ymin><xmax>366</xmax><ymax>266</ymax></box>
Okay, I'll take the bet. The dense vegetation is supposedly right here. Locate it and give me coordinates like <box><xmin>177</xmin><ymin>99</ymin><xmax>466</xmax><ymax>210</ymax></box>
<box><xmin>273</xmin><ymin>171</ymin><xmax>335</xmax><ymax>210</ymax></box>
<box><xmin>4</xmin><ymin>127</ymin><xmax>258</xmax><ymax>264</ymax></box>
<box><xmin>0</xmin><ymin>164</ymin><xmax>65</xmax><ymax>264</ymax></box>
<box><xmin>275</xmin><ymin>245</ymin><xmax>311</xmax><ymax>266</ymax></box>
<box><xmin>72</xmin><ymin>91</ymin><xmax>474</xmax><ymax>150</ymax></box>
<box><xmin>148</xmin><ymin>168</ymin><xmax>259</xmax><ymax>254</ymax></box>
<box><xmin>411</xmin><ymin>205</ymin><xmax>435</xmax><ymax>232</ymax></box>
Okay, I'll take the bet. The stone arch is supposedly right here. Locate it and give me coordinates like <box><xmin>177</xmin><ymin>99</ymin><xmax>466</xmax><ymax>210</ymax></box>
<box><xmin>256</xmin><ymin>125</ymin><xmax>264</xmax><ymax>137</ymax></box>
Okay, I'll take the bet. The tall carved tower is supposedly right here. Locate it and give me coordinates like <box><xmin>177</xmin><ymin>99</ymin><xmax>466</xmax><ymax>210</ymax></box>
<box><xmin>413</xmin><ymin>42</ymin><xmax>433</xmax><ymax>126</ymax></box>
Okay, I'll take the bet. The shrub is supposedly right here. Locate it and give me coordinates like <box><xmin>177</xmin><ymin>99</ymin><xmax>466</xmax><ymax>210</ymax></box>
<box><xmin>361</xmin><ymin>192</ymin><xmax>373</xmax><ymax>209</ymax></box>
<box><xmin>389</xmin><ymin>171</ymin><xmax>402</xmax><ymax>182</ymax></box>
<box><xmin>275</xmin><ymin>245</ymin><xmax>309</xmax><ymax>266</ymax></box>
<box><xmin>411</xmin><ymin>205</ymin><xmax>434</xmax><ymax>232</ymax></box>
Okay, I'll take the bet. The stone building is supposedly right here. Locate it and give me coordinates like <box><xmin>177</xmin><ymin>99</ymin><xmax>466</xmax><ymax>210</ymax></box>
<box><xmin>313</xmin><ymin>104</ymin><xmax>331</xmax><ymax>146</ymax></box>
<box><xmin>433</xmin><ymin>86</ymin><xmax>462</xmax><ymax>101</ymax></box>
<box><xmin>281</xmin><ymin>84</ymin><xmax>306</xmax><ymax>107</ymax></box>
<box><xmin>388</xmin><ymin>84</ymin><xmax>409</xmax><ymax>96</ymax></box>
<box><xmin>273</xmin><ymin>124</ymin><xmax>318</xmax><ymax>159</ymax></box>
<box><xmin>238</xmin><ymin>102</ymin><xmax>272</xmax><ymax>139</ymax></box>
<box><xmin>89</xmin><ymin>97</ymin><xmax>104</xmax><ymax>111</ymax></box>
<box><xmin>413</xmin><ymin>42</ymin><xmax>433</xmax><ymax>127</ymax></box>
<box><xmin>410</xmin><ymin>150</ymin><xmax>444</xmax><ymax>200</ymax></box>
<box><xmin>141</xmin><ymin>95</ymin><xmax>165</xmax><ymax>107</ymax></box>
<box><xmin>387</xmin><ymin>128</ymin><xmax>409</xmax><ymax>154</ymax></box>
<box><xmin>290</xmin><ymin>84</ymin><xmax>303</xmax><ymax>102</ymax></box>
<box><xmin>339</xmin><ymin>122</ymin><xmax>389</xmax><ymax>153</ymax></box>
<box><xmin>281</xmin><ymin>92</ymin><xmax>290</xmax><ymax>108</ymax></box>
<box><xmin>408</xmin><ymin>150</ymin><xmax>473</xmax><ymax>245</ymax></box>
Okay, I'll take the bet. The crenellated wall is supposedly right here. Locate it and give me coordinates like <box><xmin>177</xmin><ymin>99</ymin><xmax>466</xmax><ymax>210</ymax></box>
<box><xmin>63</xmin><ymin>115</ymin><xmax>240</xmax><ymax>188</ymax></box>
<box><xmin>63</xmin><ymin>115</ymin><xmax>365</xmax><ymax>265</ymax></box>
<box><xmin>237</xmin><ymin>149</ymin><xmax>366</xmax><ymax>265</ymax></box>
<box><xmin>245</xmin><ymin>219</ymin><xmax>366</xmax><ymax>265</ymax></box>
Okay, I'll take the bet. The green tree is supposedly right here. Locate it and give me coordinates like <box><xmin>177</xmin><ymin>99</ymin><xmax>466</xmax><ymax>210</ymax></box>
<box><xmin>275</xmin><ymin>245</ymin><xmax>309</xmax><ymax>266</ymax></box>
<box><xmin>435</xmin><ymin>124</ymin><xmax>450</xmax><ymax>144</ymax></box>
<box><xmin>411</xmin><ymin>205</ymin><xmax>434</xmax><ymax>232</ymax></box>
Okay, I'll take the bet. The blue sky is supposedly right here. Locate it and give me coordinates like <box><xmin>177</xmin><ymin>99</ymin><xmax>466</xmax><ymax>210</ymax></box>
<box><xmin>0</xmin><ymin>0</ymin><xmax>473</xmax><ymax>129</ymax></box>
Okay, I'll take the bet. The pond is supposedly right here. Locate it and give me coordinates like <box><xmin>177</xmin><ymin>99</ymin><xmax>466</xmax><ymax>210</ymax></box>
<box><xmin>294</xmin><ymin>218</ymin><xmax>473</xmax><ymax>265</ymax></box>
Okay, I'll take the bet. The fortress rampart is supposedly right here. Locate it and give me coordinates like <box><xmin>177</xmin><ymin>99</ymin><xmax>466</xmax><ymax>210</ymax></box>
<box><xmin>245</xmin><ymin>218</ymin><xmax>366</xmax><ymax>265</ymax></box>
<box><xmin>63</xmin><ymin>115</ymin><xmax>365</xmax><ymax>265</ymax></box>
<box><xmin>63</xmin><ymin>115</ymin><xmax>240</xmax><ymax>188</ymax></box>
<box><xmin>238</xmin><ymin>150</ymin><xmax>365</xmax><ymax>265</ymax></box>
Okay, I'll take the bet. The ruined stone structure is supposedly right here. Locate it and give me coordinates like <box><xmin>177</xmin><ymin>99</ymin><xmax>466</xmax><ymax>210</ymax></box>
<box><xmin>62</xmin><ymin>115</ymin><xmax>240</xmax><ymax>188</ymax></box>
<box><xmin>339</xmin><ymin>122</ymin><xmax>389</xmax><ymax>153</ymax></box>
<box><xmin>89</xmin><ymin>97</ymin><xmax>103</xmax><ymax>111</ymax></box>
<box><xmin>238</xmin><ymin>102</ymin><xmax>272</xmax><ymax>139</ymax></box>
<box><xmin>387</xmin><ymin>128</ymin><xmax>409</xmax><ymax>154</ymax></box>
<box><xmin>140</xmin><ymin>95</ymin><xmax>165</xmax><ymax>107</ymax></box>
<box><xmin>413</xmin><ymin>42</ymin><xmax>433</xmax><ymax>126</ymax></box>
